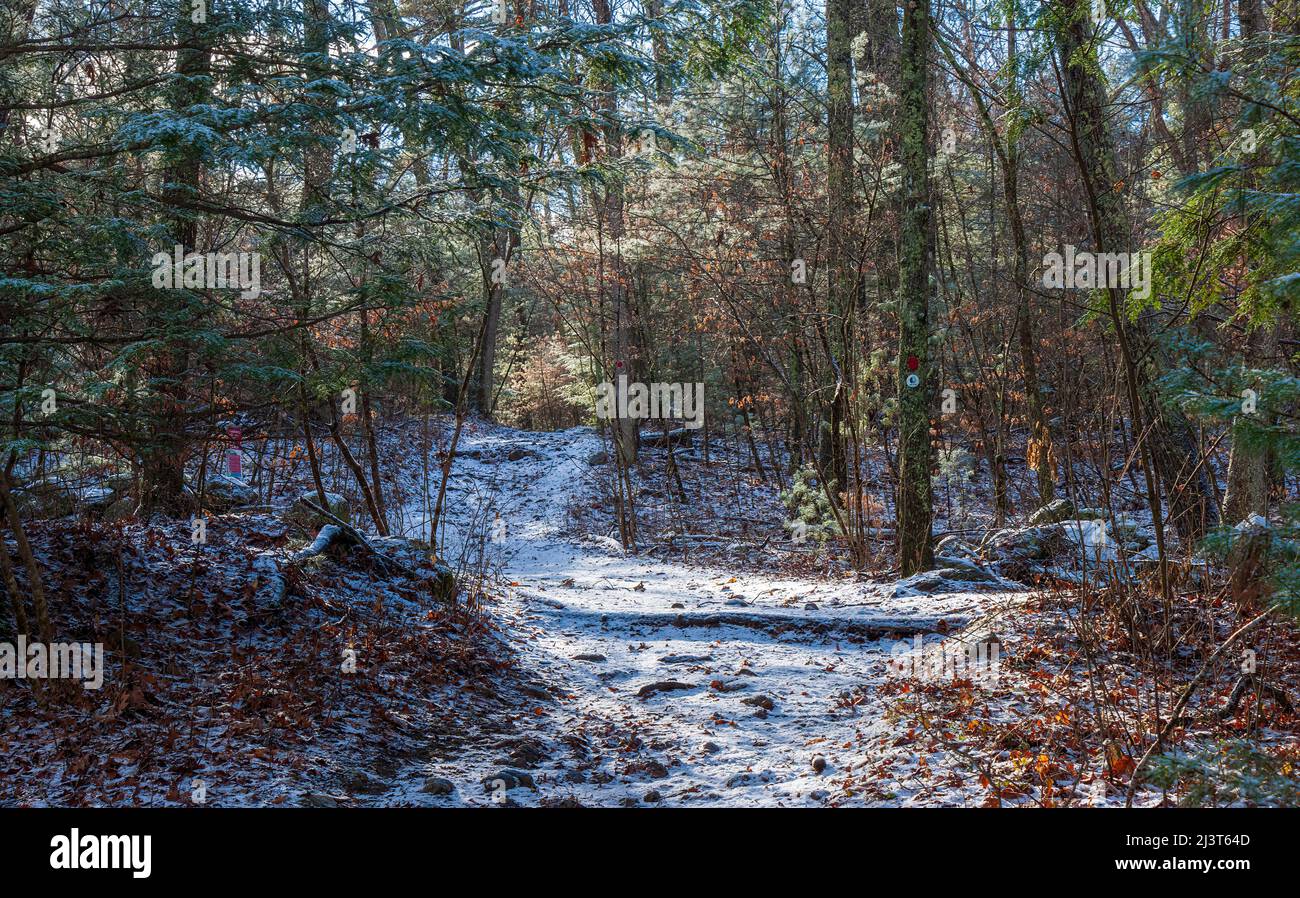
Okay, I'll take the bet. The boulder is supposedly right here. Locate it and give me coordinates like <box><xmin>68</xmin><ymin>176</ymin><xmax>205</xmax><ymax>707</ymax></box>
<box><xmin>12</xmin><ymin>481</ymin><xmax>80</xmax><ymax>519</ymax></box>
<box><xmin>421</xmin><ymin>777</ymin><xmax>455</xmax><ymax>796</ymax></box>
<box><xmin>1027</xmin><ymin>498</ymin><xmax>1076</xmax><ymax>526</ymax></box>
<box><xmin>365</xmin><ymin>536</ymin><xmax>457</xmax><ymax>602</ymax></box>
<box><xmin>482</xmin><ymin>769</ymin><xmax>535</xmax><ymax>791</ymax></box>
<box><xmin>986</xmin><ymin>524</ymin><xmax>1069</xmax><ymax>561</ymax></box>
<box><xmin>935</xmin><ymin>533</ymin><xmax>980</xmax><ymax>558</ymax></box>
<box><xmin>428</xmin><ymin>561</ymin><xmax>457</xmax><ymax>604</ymax></box>
<box><xmin>200</xmin><ymin>474</ymin><xmax>257</xmax><ymax>512</ymax></box>
<box><xmin>99</xmin><ymin>495</ymin><xmax>137</xmax><ymax>522</ymax></box>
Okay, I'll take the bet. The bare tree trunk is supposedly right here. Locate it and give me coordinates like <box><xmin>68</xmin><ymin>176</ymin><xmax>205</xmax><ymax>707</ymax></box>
<box><xmin>593</xmin><ymin>0</ymin><xmax>637</xmax><ymax>466</ymax></box>
<box><xmin>822</xmin><ymin>0</ymin><xmax>855</xmax><ymax>493</ymax></box>
<box><xmin>1003</xmin><ymin>19</ymin><xmax>1054</xmax><ymax>507</ymax></box>
<box><xmin>1055</xmin><ymin>0</ymin><xmax>1216</xmax><ymax>547</ymax></box>
<box><xmin>0</xmin><ymin>471</ymin><xmax>52</xmax><ymax>648</ymax></box>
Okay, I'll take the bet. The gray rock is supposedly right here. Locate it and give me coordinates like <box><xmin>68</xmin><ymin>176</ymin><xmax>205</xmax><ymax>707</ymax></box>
<box><xmin>726</xmin><ymin>769</ymin><xmax>775</xmax><ymax>788</ymax></box>
<box><xmin>660</xmin><ymin>654</ymin><xmax>712</xmax><ymax>665</ymax></box>
<box><xmin>1028</xmin><ymin>498</ymin><xmax>1076</xmax><ymax>526</ymax></box>
<box><xmin>200</xmin><ymin>474</ymin><xmax>257</xmax><ymax>512</ymax></box>
<box><xmin>587</xmin><ymin>450</ymin><xmax>610</xmax><ymax>466</ymax></box>
<box><xmin>99</xmin><ymin>495</ymin><xmax>136</xmax><ymax>522</ymax></box>
<box><xmin>12</xmin><ymin>481</ymin><xmax>80</xmax><ymax>519</ymax></box>
<box><xmin>572</xmin><ymin>653</ymin><xmax>607</xmax><ymax>663</ymax></box>
<box><xmin>643</xmin><ymin>790</ymin><xmax>662</xmax><ymax>803</ymax></box>
<box><xmin>421</xmin><ymin>777</ymin><xmax>454</xmax><ymax>796</ymax></box>
<box><xmin>482</xmin><ymin>769</ymin><xmax>535</xmax><ymax>791</ymax></box>
<box><xmin>935</xmin><ymin>534</ymin><xmax>979</xmax><ymax>557</ymax></box>
<box><xmin>711</xmin><ymin>678</ymin><xmax>749</xmax><ymax>693</ymax></box>
<box><xmin>934</xmin><ymin>564</ymin><xmax>999</xmax><ymax>584</ymax></box>
<box><xmin>986</xmin><ymin>524</ymin><xmax>1069</xmax><ymax>561</ymax></box>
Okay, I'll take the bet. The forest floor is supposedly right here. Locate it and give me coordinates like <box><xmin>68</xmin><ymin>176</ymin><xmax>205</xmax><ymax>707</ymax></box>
<box><xmin>401</xmin><ymin>422</ymin><xmax>1026</xmax><ymax>806</ymax></box>
<box><xmin>3</xmin><ymin>418</ymin><xmax>1297</xmax><ymax>807</ymax></box>
<box><xmin>391</xmin><ymin>421</ymin><xmax>1299</xmax><ymax>807</ymax></box>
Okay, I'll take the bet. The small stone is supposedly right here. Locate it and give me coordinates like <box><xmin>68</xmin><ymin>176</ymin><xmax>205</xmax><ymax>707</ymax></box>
<box><xmin>421</xmin><ymin>777</ymin><xmax>454</xmax><ymax>796</ymax></box>
<box><xmin>701</xmin><ymin>741</ymin><xmax>721</xmax><ymax>754</ymax></box>
<box><xmin>709</xmin><ymin>678</ymin><xmax>749</xmax><ymax>692</ymax></box>
<box><xmin>636</xmin><ymin>680</ymin><xmax>695</xmax><ymax>699</ymax></box>
<box><xmin>811</xmin><ymin>754</ymin><xmax>827</xmax><ymax>773</ymax></box>
<box><xmin>804</xmin><ymin>602</ymin><xmax>819</xmax><ymax>611</ymax></box>
<box><xmin>742</xmin><ymin>695</ymin><xmax>775</xmax><ymax>711</ymax></box>
<box><xmin>482</xmin><ymin>769</ymin><xmax>535</xmax><ymax>791</ymax></box>
<box><xmin>572</xmin><ymin>653</ymin><xmax>607</xmax><ymax>663</ymax></box>
<box><xmin>643</xmin><ymin>790</ymin><xmax>662</xmax><ymax>803</ymax></box>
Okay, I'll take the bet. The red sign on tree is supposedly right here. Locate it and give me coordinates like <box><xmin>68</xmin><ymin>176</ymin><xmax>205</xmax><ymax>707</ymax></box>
<box><xmin>227</xmin><ymin>426</ymin><xmax>242</xmax><ymax>476</ymax></box>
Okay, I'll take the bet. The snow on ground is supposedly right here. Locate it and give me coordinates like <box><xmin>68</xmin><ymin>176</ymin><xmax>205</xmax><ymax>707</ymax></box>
<box><xmin>389</xmin><ymin>423</ymin><xmax>1029</xmax><ymax>806</ymax></box>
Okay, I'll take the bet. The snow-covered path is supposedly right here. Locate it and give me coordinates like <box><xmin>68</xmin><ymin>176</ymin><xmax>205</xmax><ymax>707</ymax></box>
<box><xmin>412</xmin><ymin>425</ymin><xmax>1025</xmax><ymax>806</ymax></box>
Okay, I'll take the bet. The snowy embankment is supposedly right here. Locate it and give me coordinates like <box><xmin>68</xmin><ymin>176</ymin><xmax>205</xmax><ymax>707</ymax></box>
<box><xmin>396</xmin><ymin>424</ymin><xmax>1029</xmax><ymax>806</ymax></box>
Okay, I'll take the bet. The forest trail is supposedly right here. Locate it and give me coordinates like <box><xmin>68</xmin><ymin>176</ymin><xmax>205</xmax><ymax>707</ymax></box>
<box><xmin>413</xmin><ymin>425</ymin><xmax>1028</xmax><ymax>806</ymax></box>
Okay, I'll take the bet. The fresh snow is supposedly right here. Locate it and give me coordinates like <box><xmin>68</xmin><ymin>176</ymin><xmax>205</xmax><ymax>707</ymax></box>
<box><xmin>394</xmin><ymin>423</ymin><xmax>1030</xmax><ymax>806</ymax></box>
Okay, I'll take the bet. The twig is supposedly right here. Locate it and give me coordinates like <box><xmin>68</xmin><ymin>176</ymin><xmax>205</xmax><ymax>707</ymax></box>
<box><xmin>1125</xmin><ymin>604</ymin><xmax>1280</xmax><ymax>806</ymax></box>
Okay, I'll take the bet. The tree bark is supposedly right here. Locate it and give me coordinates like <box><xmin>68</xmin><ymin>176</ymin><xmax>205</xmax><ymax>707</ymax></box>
<box><xmin>895</xmin><ymin>0</ymin><xmax>935</xmax><ymax>575</ymax></box>
<box><xmin>822</xmin><ymin>0</ymin><xmax>855</xmax><ymax>492</ymax></box>
<box><xmin>1054</xmin><ymin>0</ymin><xmax>1217</xmax><ymax>545</ymax></box>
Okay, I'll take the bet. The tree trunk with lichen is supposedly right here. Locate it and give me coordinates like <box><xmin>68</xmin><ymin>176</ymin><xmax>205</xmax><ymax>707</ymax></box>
<box><xmin>895</xmin><ymin>0</ymin><xmax>935</xmax><ymax>575</ymax></box>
